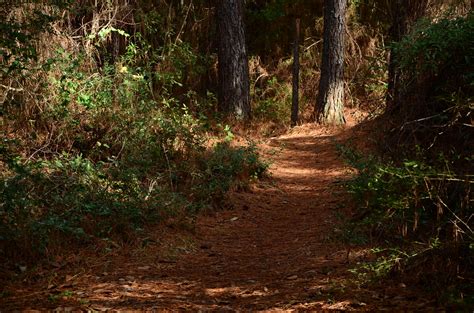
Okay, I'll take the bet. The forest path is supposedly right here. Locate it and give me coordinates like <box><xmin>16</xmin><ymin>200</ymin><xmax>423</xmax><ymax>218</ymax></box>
<box><xmin>3</xmin><ymin>117</ymin><xmax>433</xmax><ymax>311</ymax></box>
<box><xmin>155</xmin><ymin>125</ymin><xmax>358</xmax><ymax>311</ymax></box>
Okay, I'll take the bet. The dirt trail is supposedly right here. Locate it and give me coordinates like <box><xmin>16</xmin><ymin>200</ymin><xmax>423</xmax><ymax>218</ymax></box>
<box><xmin>2</xmin><ymin>121</ymin><xmax>435</xmax><ymax>311</ymax></box>
<box><xmin>158</xmin><ymin>126</ymin><xmax>356</xmax><ymax>310</ymax></box>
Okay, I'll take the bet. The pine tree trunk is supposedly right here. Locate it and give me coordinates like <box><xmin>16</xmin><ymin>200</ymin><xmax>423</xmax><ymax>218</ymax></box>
<box><xmin>216</xmin><ymin>0</ymin><xmax>251</xmax><ymax>120</ymax></box>
<box><xmin>291</xmin><ymin>18</ymin><xmax>300</xmax><ymax>127</ymax></box>
<box><xmin>386</xmin><ymin>0</ymin><xmax>429</xmax><ymax>110</ymax></box>
<box><xmin>316</xmin><ymin>0</ymin><xmax>346</xmax><ymax>125</ymax></box>
<box><xmin>386</xmin><ymin>0</ymin><xmax>410</xmax><ymax>110</ymax></box>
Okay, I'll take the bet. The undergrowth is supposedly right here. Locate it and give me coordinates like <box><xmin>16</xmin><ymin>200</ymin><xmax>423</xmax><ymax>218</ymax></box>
<box><xmin>335</xmin><ymin>14</ymin><xmax>473</xmax><ymax>309</ymax></box>
<box><xmin>0</xmin><ymin>3</ymin><xmax>268</xmax><ymax>265</ymax></box>
<box><xmin>338</xmin><ymin>144</ymin><xmax>473</xmax><ymax>307</ymax></box>
<box><xmin>1</xmin><ymin>139</ymin><xmax>268</xmax><ymax>261</ymax></box>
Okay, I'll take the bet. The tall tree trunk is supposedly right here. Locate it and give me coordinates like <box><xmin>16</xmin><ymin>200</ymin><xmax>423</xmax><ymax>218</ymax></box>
<box><xmin>316</xmin><ymin>0</ymin><xmax>346</xmax><ymax>125</ymax></box>
<box><xmin>291</xmin><ymin>18</ymin><xmax>300</xmax><ymax>127</ymax></box>
<box><xmin>386</xmin><ymin>0</ymin><xmax>429</xmax><ymax>110</ymax></box>
<box><xmin>216</xmin><ymin>0</ymin><xmax>251</xmax><ymax>120</ymax></box>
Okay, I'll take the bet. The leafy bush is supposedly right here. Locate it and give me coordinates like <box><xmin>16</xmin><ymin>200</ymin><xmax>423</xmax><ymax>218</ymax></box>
<box><xmin>341</xmin><ymin>147</ymin><xmax>471</xmax><ymax>241</ymax></box>
<box><xmin>253</xmin><ymin>76</ymin><xmax>292</xmax><ymax>123</ymax></box>
<box><xmin>0</xmin><ymin>2</ymin><xmax>66</xmax><ymax>76</ymax></box>
<box><xmin>388</xmin><ymin>13</ymin><xmax>474</xmax><ymax>161</ymax></box>
<box><xmin>394</xmin><ymin>14</ymin><xmax>474</xmax><ymax>80</ymax></box>
<box><xmin>1</xmin><ymin>151</ymin><xmax>171</xmax><ymax>257</ymax></box>
<box><xmin>340</xmin><ymin>13</ymin><xmax>474</xmax><ymax>307</ymax></box>
<box><xmin>339</xmin><ymin>145</ymin><xmax>473</xmax><ymax>306</ymax></box>
<box><xmin>193</xmin><ymin>141</ymin><xmax>269</xmax><ymax>210</ymax></box>
<box><xmin>0</xmin><ymin>3</ymin><xmax>268</xmax><ymax>265</ymax></box>
<box><xmin>1</xmin><ymin>138</ymin><xmax>268</xmax><ymax>260</ymax></box>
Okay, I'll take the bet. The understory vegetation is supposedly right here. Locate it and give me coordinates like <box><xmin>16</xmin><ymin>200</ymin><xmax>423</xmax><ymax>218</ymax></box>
<box><xmin>1</xmin><ymin>1</ymin><xmax>268</xmax><ymax>262</ymax></box>
<box><xmin>340</xmin><ymin>12</ymin><xmax>473</xmax><ymax>308</ymax></box>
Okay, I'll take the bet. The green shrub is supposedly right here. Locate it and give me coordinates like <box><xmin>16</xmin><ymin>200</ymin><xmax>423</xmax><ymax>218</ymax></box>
<box><xmin>1</xmin><ymin>152</ymin><xmax>162</xmax><ymax>256</ymax></box>
<box><xmin>388</xmin><ymin>13</ymin><xmax>474</xmax><ymax>162</ymax></box>
<box><xmin>192</xmin><ymin>141</ymin><xmax>269</xmax><ymax>211</ymax></box>
<box><xmin>0</xmin><ymin>5</ymin><xmax>266</xmax><ymax>264</ymax></box>
<box><xmin>394</xmin><ymin>14</ymin><xmax>474</xmax><ymax>80</ymax></box>
<box><xmin>340</xmin><ymin>146</ymin><xmax>472</xmax><ymax>242</ymax></box>
<box><xmin>339</xmin><ymin>144</ymin><xmax>473</xmax><ymax>306</ymax></box>
<box><xmin>1</xmin><ymin>137</ymin><xmax>269</xmax><ymax>260</ymax></box>
<box><xmin>340</xmin><ymin>14</ymin><xmax>474</xmax><ymax>306</ymax></box>
<box><xmin>253</xmin><ymin>76</ymin><xmax>292</xmax><ymax>123</ymax></box>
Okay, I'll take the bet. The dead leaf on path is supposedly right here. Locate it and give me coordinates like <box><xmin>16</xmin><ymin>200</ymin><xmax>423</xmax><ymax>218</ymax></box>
<box><xmin>49</xmin><ymin>261</ymin><xmax>62</xmax><ymax>268</ymax></box>
<box><xmin>94</xmin><ymin>283</ymin><xmax>110</xmax><ymax>289</ymax></box>
<box><xmin>230</xmin><ymin>217</ymin><xmax>239</xmax><ymax>221</ymax></box>
<box><xmin>137</xmin><ymin>266</ymin><xmax>151</xmax><ymax>270</ymax></box>
<box><xmin>325</xmin><ymin>300</ymin><xmax>356</xmax><ymax>310</ymax></box>
<box><xmin>157</xmin><ymin>259</ymin><xmax>176</xmax><ymax>263</ymax></box>
<box><xmin>122</xmin><ymin>285</ymin><xmax>134</xmax><ymax>292</ymax></box>
<box><xmin>93</xmin><ymin>289</ymin><xmax>113</xmax><ymax>294</ymax></box>
<box><xmin>91</xmin><ymin>307</ymin><xmax>112</xmax><ymax>311</ymax></box>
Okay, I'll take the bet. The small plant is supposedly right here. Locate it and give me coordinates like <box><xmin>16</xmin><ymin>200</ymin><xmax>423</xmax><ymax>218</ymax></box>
<box><xmin>192</xmin><ymin>140</ymin><xmax>269</xmax><ymax>211</ymax></box>
<box><xmin>253</xmin><ymin>75</ymin><xmax>292</xmax><ymax>124</ymax></box>
<box><xmin>349</xmin><ymin>247</ymin><xmax>411</xmax><ymax>283</ymax></box>
<box><xmin>47</xmin><ymin>290</ymin><xmax>74</xmax><ymax>303</ymax></box>
<box><xmin>338</xmin><ymin>145</ymin><xmax>472</xmax><ymax>242</ymax></box>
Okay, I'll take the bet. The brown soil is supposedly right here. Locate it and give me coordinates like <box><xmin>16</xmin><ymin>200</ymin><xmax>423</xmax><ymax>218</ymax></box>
<box><xmin>1</xmin><ymin>115</ymin><xmax>438</xmax><ymax>311</ymax></box>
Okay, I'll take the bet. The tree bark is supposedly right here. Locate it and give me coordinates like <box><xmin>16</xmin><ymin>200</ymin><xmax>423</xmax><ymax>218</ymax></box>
<box><xmin>291</xmin><ymin>18</ymin><xmax>300</xmax><ymax>127</ymax></box>
<box><xmin>386</xmin><ymin>0</ymin><xmax>410</xmax><ymax>110</ymax></box>
<box><xmin>386</xmin><ymin>0</ymin><xmax>429</xmax><ymax>110</ymax></box>
<box><xmin>316</xmin><ymin>0</ymin><xmax>346</xmax><ymax>125</ymax></box>
<box><xmin>216</xmin><ymin>0</ymin><xmax>251</xmax><ymax>120</ymax></box>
